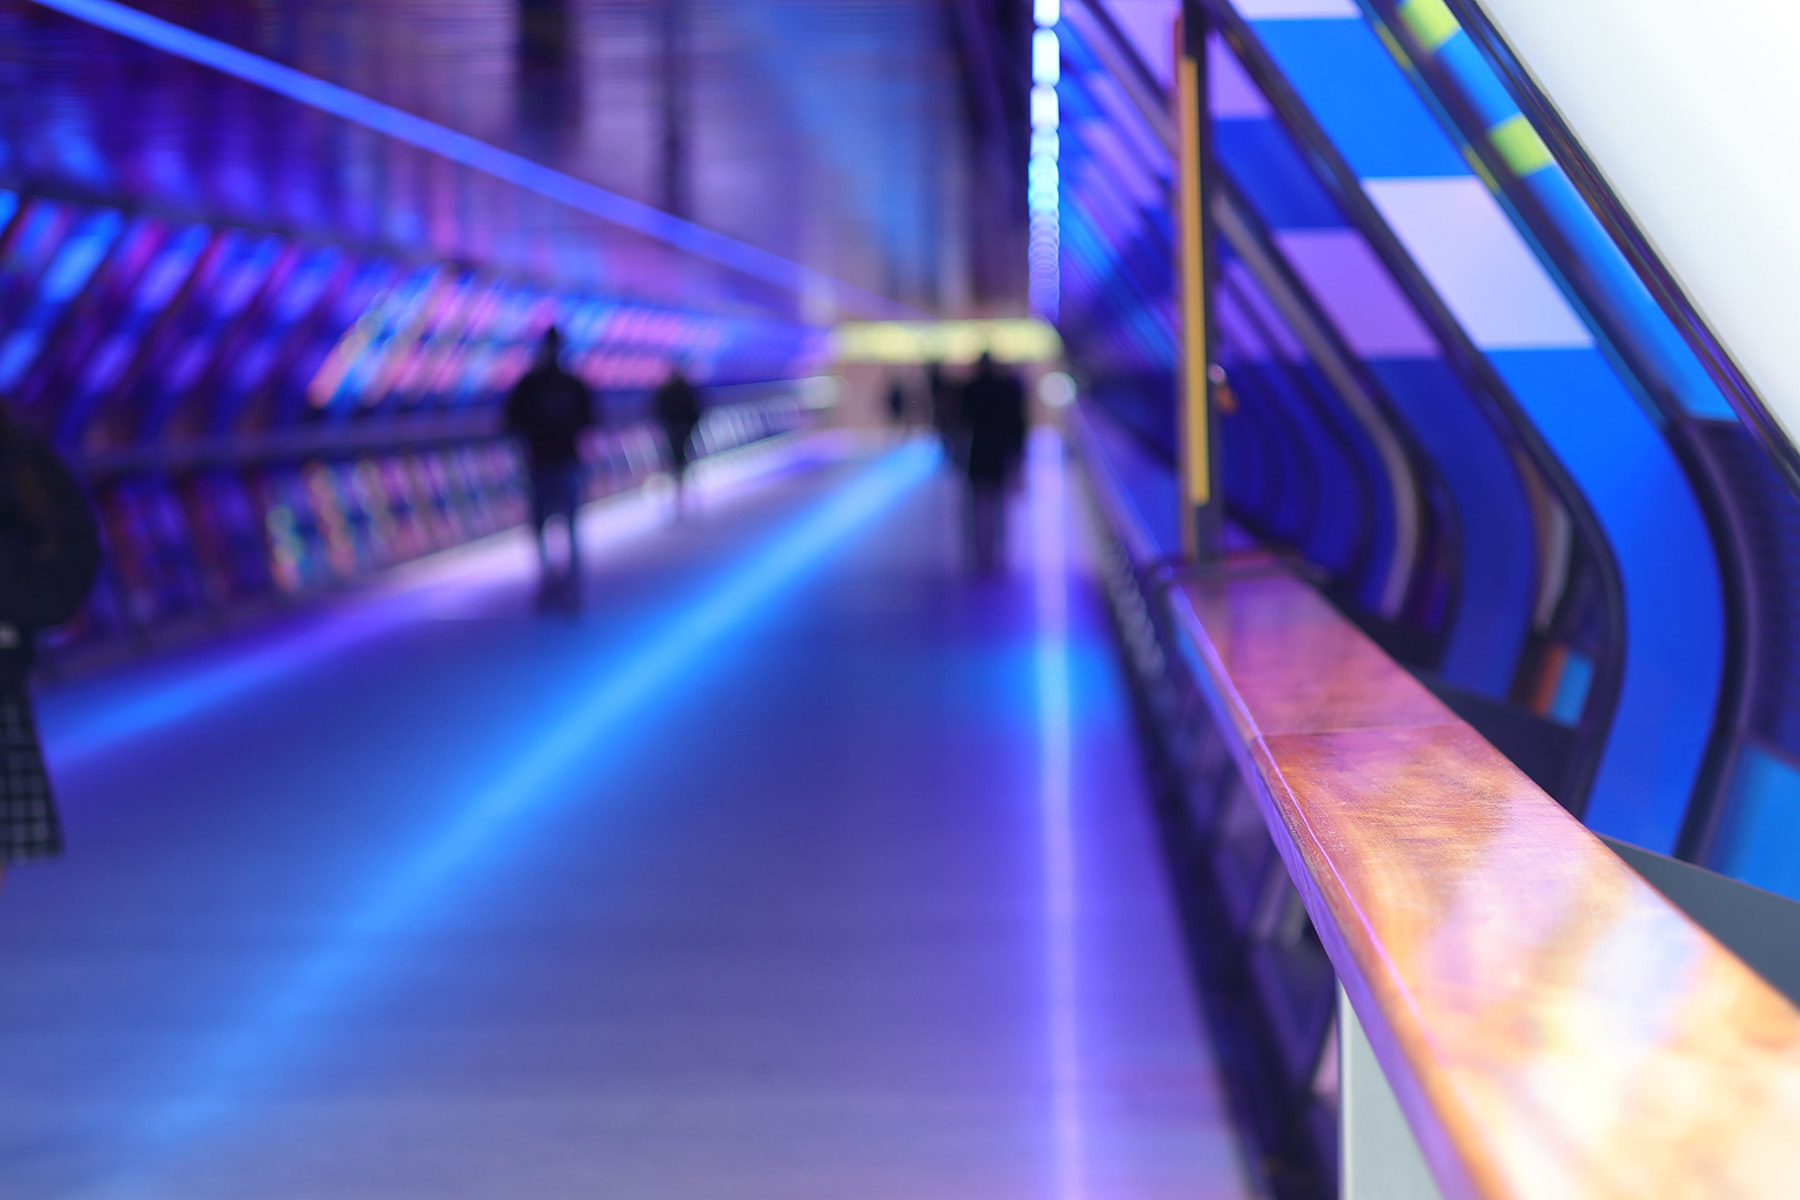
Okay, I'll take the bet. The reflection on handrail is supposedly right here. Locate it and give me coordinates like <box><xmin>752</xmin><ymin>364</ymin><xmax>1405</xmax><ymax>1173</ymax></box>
<box><xmin>1073</xmin><ymin>401</ymin><xmax>1800</xmax><ymax>1199</ymax></box>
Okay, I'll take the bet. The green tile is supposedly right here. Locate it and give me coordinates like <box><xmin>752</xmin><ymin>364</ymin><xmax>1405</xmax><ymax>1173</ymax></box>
<box><xmin>1399</xmin><ymin>0</ymin><xmax>1460</xmax><ymax>53</ymax></box>
<box><xmin>1489</xmin><ymin>113</ymin><xmax>1555</xmax><ymax>176</ymax></box>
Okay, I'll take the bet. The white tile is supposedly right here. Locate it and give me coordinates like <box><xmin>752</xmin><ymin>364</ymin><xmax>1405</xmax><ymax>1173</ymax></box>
<box><xmin>1365</xmin><ymin>176</ymin><xmax>1593</xmax><ymax>350</ymax></box>
<box><xmin>1230</xmin><ymin>0</ymin><xmax>1360</xmax><ymax>20</ymax></box>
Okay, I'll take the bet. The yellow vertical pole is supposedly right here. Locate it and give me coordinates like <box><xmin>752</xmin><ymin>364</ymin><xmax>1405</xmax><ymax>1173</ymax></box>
<box><xmin>1175</xmin><ymin>6</ymin><xmax>1217</xmax><ymax>560</ymax></box>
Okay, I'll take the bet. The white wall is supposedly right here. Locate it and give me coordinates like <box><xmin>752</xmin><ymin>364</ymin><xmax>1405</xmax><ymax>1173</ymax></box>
<box><xmin>1474</xmin><ymin>0</ymin><xmax>1800</xmax><ymax>447</ymax></box>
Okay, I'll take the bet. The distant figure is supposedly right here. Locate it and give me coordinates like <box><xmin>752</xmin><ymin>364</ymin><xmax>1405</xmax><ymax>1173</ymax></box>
<box><xmin>653</xmin><ymin>362</ymin><xmax>703</xmax><ymax>516</ymax></box>
<box><xmin>505</xmin><ymin>326</ymin><xmax>595</xmax><ymax>612</ymax></box>
<box><xmin>927</xmin><ymin>361</ymin><xmax>962</xmax><ymax>467</ymax></box>
<box><xmin>885</xmin><ymin>378</ymin><xmax>908</xmax><ymax>429</ymax></box>
<box><xmin>960</xmin><ymin>353</ymin><xmax>1027</xmax><ymax>575</ymax></box>
<box><xmin>0</xmin><ymin>405</ymin><xmax>99</xmax><ymax>887</ymax></box>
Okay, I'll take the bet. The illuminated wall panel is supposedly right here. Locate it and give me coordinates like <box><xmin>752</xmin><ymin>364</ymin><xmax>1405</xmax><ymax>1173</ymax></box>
<box><xmin>1236</xmin><ymin>0</ymin><xmax>1722</xmax><ymax>853</ymax></box>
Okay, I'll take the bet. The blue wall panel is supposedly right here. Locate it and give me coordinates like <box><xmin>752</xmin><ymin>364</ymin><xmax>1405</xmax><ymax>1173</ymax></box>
<box><xmin>1369</xmin><ymin>357</ymin><xmax>1532</xmax><ymax>694</ymax></box>
<box><xmin>1491</xmin><ymin>348</ymin><xmax>1724</xmax><ymax>847</ymax></box>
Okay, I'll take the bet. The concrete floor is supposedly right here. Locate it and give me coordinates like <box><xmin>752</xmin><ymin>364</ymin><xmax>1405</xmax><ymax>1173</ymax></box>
<box><xmin>0</xmin><ymin>434</ymin><xmax>1251</xmax><ymax>1199</ymax></box>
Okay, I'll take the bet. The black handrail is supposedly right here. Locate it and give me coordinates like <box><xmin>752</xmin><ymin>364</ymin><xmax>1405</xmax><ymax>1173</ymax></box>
<box><xmin>1213</xmin><ymin>172</ymin><xmax>1452</xmax><ymax>649</ymax></box>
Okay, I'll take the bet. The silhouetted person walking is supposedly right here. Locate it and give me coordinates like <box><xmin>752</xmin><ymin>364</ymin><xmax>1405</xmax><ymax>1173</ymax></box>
<box><xmin>0</xmin><ymin>405</ymin><xmax>98</xmax><ymax>890</ymax></box>
<box><xmin>505</xmin><ymin>326</ymin><xmax>594</xmax><ymax>613</ymax></box>
<box><xmin>927</xmin><ymin>361</ymin><xmax>962</xmax><ymax>467</ymax></box>
<box><xmin>885</xmin><ymin>377</ymin><xmax>908</xmax><ymax>429</ymax></box>
<box><xmin>654</xmin><ymin>362</ymin><xmax>702</xmax><ymax>516</ymax></box>
<box><xmin>960</xmin><ymin>352</ymin><xmax>1027</xmax><ymax>575</ymax></box>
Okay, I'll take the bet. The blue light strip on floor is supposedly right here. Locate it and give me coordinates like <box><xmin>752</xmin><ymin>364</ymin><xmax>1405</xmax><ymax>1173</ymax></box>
<box><xmin>42</xmin><ymin>606</ymin><xmax>422</xmax><ymax>769</ymax></box>
<box><xmin>27</xmin><ymin>0</ymin><xmax>918</xmax><ymax>319</ymax></box>
<box><xmin>108</xmin><ymin>443</ymin><xmax>937</xmax><ymax>1182</ymax></box>
<box><xmin>38</xmin><ymin>432</ymin><xmax>830</xmax><ymax>768</ymax></box>
<box><xmin>344</xmin><ymin>444</ymin><xmax>935</xmax><ymax>924</ymax></box>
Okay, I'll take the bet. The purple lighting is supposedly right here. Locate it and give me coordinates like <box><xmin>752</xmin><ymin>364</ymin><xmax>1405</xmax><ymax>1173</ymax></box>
<box><xmin>27</xmin><ymin>0</ymin><xmax>922</xmax><ymax>321</ymax></box>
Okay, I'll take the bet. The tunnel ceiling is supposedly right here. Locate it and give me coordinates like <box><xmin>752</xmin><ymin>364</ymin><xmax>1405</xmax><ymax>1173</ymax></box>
<box><xmin>1</xmin><ymin>0</ymin><xmax>1019</xmax><ymax>317</ymax></box>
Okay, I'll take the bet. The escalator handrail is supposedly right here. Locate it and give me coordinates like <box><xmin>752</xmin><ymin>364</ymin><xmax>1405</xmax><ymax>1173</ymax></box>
<box><xmin>1213</xmin><ymin>173</ymin><xmax>1435</xmax><ymax>626</ymax></box>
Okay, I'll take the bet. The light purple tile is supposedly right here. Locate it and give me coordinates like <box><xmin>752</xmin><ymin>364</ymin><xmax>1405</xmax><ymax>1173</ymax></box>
<box><xmin>1210</xmin><ymin>34</ymin><xmax>1270</xmax><ymax>120</ymax></box>
<box><xmin>1274</xmin><ymin>228</ymin><xmax>1439</xmax><ymax>359</ymax></box>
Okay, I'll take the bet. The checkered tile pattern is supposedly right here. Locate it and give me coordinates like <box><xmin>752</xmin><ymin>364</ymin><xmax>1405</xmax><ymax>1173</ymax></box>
<box><xmin>0</xmin><ymin>693</ymin><xmax>60</xmax><ymax>863</ymax></box>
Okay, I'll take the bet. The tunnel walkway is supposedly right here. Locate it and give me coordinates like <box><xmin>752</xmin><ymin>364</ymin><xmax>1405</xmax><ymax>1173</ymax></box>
<box><xmin>0</xmin><ymin>433</ymin><xmax>1249</xmax><ymax>1199</ymax></box>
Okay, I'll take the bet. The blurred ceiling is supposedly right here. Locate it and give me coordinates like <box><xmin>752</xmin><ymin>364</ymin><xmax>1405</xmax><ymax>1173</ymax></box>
<box><xmin>1</xmin><ymin>0</ymin><xmax>1033</xmax><ymax>318</ymax></box>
